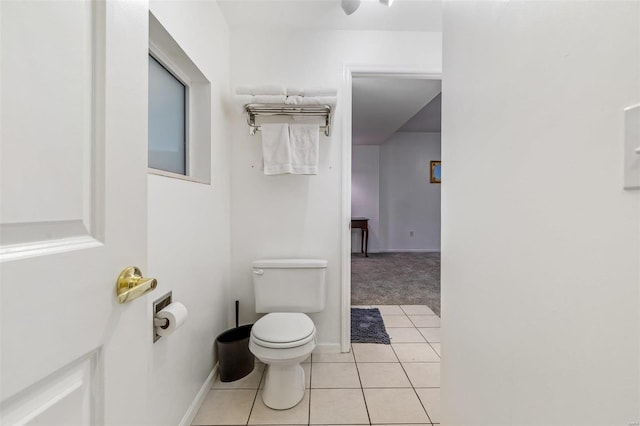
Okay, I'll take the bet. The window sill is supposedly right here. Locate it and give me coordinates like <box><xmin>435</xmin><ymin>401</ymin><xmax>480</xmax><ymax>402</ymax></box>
<box><xmin>148</xmin><ymin>168</ymin><xmax>210</xmax><ymax>185</ymax></box>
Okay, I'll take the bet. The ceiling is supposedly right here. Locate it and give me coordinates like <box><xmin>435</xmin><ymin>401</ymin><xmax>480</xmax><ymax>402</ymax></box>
<box><xmin>352</xmin><ymin>77</ymin><xmax>441</xmax><ymax>145</ymax></box>
<box><xmin>217</xmin><ymin>0</ymin><xmax>442</xmax><ymax>32</ymax></box>
<box><xmin>397</xmin><ymin>93</ymin><xmax>441</xmax><ymax>133</ymax></box>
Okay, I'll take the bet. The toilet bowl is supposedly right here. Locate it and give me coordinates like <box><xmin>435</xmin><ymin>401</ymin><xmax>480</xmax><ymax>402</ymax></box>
<box><xmin>249</xmin><ymin>312</ymin><xmax>315</xmax><ymax>409</ymax></box>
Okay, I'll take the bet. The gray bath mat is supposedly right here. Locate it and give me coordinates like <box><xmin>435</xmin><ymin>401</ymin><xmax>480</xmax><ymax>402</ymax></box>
<box><xmin>351</xmin><ymin>308</ymin><xmax>391</xmax><ymax>344</ymax></box>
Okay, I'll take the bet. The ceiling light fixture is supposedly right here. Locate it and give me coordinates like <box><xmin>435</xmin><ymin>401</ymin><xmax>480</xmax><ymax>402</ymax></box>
<box><xmin>341</xmin><ymin>0</ymin><xmax>361</xmax><ymax>15</ymax></box>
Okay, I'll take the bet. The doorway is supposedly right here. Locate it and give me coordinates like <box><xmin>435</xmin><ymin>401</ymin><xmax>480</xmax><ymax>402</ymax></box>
<box><xmin>340</xmin><ymin>68</ymin><xmax>442</xmax><ymax>351</ymax></box>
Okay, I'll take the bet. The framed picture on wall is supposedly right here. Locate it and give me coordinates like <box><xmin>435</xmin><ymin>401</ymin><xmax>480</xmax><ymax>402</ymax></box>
<box><xmin>430</xmin><ymin>161</ymin><xmax>441</xmax><ymax>184</ymax></box>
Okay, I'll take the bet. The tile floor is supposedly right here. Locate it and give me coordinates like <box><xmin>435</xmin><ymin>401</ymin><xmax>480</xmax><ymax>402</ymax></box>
<box><xmin>192</xmin><ymin>305</ymin><xmax>440</xmax><ymax>426</ymax></box>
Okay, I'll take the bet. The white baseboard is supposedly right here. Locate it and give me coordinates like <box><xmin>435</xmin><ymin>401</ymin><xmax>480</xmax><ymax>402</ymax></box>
<box><xmin>351</xmin><ymin>249</ymin><xmax>441</xmax><ymax>254</ymax></box>
<box><xmin>378</xmin><ymin>249</ymin><xmax>441</xmax><ymax>253</ymax></box>
<box><xmin>179</xmin><ymin>363</ymin><xmax>217</xmax><ymax>426</ymax></box>
<box><xmin>312</xmin><ymin>343</ymin><xmax>342</xmax><ymax>354</ymax></box>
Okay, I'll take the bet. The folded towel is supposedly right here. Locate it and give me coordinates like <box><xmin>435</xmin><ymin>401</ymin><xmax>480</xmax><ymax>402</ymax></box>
<box><xmin>261</xmin><ymin>123</ymin><xmax>292</xmax><ymax>175</ymax></box>
<box><xmin>289</xmin><ymin>124</ymin><xmax>319</xmax><ymax>175</ymax></box>
<box><xmin>234</xmin><ymin>95</ymin><xmax>254</xmax><ymax>113</ymax></box>
<box><xmin>303</xmin><ymin>87</ymin><xmax>337</xmax><ymax>97</ymax></box>
<box><xmin>285</xmin><ymin>96</ymin><xmax>337</xmax><ymax>107</ymax></box>
<box><xmin>253</xmin><ymin>94</ymin><xmax>287</xmax><ymax>104</ymax></box>
<box><xmin>286</xmin><ymin>87</ymin><xmax>305</xmax><ymax>96</ymax></box>
<box><xmin>236</xmin><ymin>85</ymin><xmax>285</xmax><ymax>96</ymax></box>
<box><xmin>235</xmin><ymin>86</ymin><xmax>253</xmax><ymax>95</ymax></box>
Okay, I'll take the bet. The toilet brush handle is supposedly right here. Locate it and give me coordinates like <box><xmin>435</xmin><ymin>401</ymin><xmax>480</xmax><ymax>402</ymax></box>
<box><xmin>235</xmin><ymin>300</ymin><xmax>239</xmax><ymax>329</ymax></box>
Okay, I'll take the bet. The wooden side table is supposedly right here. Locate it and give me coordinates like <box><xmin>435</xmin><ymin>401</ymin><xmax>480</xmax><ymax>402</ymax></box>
<box><xmin>351</xmin><ymin>217</ymin><xmax>369</xmax><ymax>257</ymax></box>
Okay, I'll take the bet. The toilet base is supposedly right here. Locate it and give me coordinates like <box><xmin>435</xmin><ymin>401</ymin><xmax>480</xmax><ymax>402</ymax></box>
<box><xmin>262</xmin><ymin>363</ymin><xmax>305</xmax><ymax>409</ymax></box>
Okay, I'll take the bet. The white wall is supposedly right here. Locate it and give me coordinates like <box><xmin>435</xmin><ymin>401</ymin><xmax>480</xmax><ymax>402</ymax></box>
<box><xmin>230</xmin><ymin>30</ymin><xmax>442</xmax><ymax>348</ymax></box>
<box><xmin>351</xmin><ymin>133</ymin><xmax>441</xmax><ymax>253</ymax></box>
<box><xmin>380</xmin><ymin>132</ymin><xmax>441</xmax><ymax>251</ymax></box>
<box><xmin>351</xmin><ymin>145</ymin><xmax>380</xmax><ymax>252</ymax></box>
<box><xmin>441</xmin><ymin>2</ymin><xmax>639</xmax><ymax>425</ymax></box>
<box><xmin>147</xmin><ymin>2</ymin><xmax>231</xmax><ymax>425</ymax></box>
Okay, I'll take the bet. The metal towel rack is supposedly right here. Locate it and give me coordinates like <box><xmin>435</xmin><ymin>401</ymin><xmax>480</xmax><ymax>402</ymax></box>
<box><xmin>245</xmin><ymin>103</ymin><xmax>333</xmax><ymax>136</ymax></box>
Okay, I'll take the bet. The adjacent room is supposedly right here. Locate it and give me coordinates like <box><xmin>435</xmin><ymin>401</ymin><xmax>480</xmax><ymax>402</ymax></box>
<box><xmin>351</xmin><ymin>76</ymin><xmax>442</xmax><ymax>314</ymax></box>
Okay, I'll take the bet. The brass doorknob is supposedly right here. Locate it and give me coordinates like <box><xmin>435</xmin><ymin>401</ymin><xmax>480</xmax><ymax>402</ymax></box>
<box><xmin>116</xmin><ymin>266</ymin><xmax>157</xmax><ymax>304</ymax></box>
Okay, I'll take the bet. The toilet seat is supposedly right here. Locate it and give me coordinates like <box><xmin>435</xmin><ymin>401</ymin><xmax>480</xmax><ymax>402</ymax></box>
<box><xmin>251</xmin><ymin>313</ymin><xmax>315</xmax><ymax>349</ymax></box>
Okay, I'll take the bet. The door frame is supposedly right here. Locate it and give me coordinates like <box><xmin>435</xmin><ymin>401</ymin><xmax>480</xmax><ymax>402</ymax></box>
<box><xmin>340</xmin><ymin>66</ymin><xmax>443</xmax><ymax>352</ymax></box>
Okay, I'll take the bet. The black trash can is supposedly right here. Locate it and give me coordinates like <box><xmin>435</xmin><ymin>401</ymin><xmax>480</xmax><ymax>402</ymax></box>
<box><xmin>216</xmin><ymin>324</ymin><xmax>255</xmax><ymax>382</ymax></box>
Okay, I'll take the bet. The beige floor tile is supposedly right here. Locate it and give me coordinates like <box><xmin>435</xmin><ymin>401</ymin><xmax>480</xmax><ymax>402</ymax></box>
<box><xmin>351</xmin><ymin>305</ymin><xmax>372</xmax><ymax>309</ymax></box>
<box><xmin>418</xmin><ymin>327</ymin><xmax>440</xmax><ymax>343</ymax></box>
<box><xmin>248</xmin><ymin>390</ymin><xmax>310</xmax><ymax>425</ymax></box>
<box><xmin>357</xmin><ymin>362</ymin><xmax>411</xmax><ymax>388</ymax></box>
<box><xmin>352</xmin><ymin>343</ymin><xmax>398</xmax><ymax>363</ymax></box>
<box><xmin>409</xmin><ymin>315</ymin><xmax>441</xmax><ymax>328</ymax></box>
<box><xmin>400</xmin><ymin>305</ymin><xmax>435</xmax><ymax>315</ymax></box>
<box><xmin>363</xmin><ymin>388</ymin><xmax>430</xmax><ymax>424</ymax></box>
<box><xmin>381</xmin><ymin>314</ymin><xmax>413</xmax><ymax>328</ymax></box>
<box><xmin>388</xmin><ymin>327</ymin><xmax>426</xmax><ymax>343</ymax></box>
<box><xmin>310</xmin><ymin>389</ymin><xmax>369</xmax><ymax>424</ymax></box>
<box><xmin>402</xmin><ymin>363</ymin><xmax>440</xmax><ymax>388</ymax></box>
<box><xmin>373</xmin><ymin>305</ymin><xmax>404</xmax><ymax>315</ymax></box>
<box><xmin>192</xmin><ymin>389</ymin><xmax>256</xmax><ymax>425</ymax></box>
<box><xmin>312</xmin><ymin>363</ymin><xmax>361</xmax><ymax>388</ymax></box>
<box><xmin>416</xmin><ymin>388</ymin><xmax>440</xmax><ymax>423</ymax></box>
<box><xmin>212</xmin><ymin>363</ymin><xmax>265</xmax><ymax>389</ymax></box>
<box><xmin>430</xmin><ymin>343</ymin><xmax>441</xmax><ymax>356</ymax></box>
<box><xmin>392</xmin><ymin>343</ymin><xmax>440</xmax><ymax>362</ymax></box>
<box><xmin>312</xmin><ymin>351</ymin><xmax>355</xmax><ymax>363</ymax></box>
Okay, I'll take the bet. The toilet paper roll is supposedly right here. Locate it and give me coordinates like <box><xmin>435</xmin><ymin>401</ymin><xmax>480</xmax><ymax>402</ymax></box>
<box><xmin>155</xmin><ymin>302</ymin><xmax>188</xmax><ymax>337</ymax></box>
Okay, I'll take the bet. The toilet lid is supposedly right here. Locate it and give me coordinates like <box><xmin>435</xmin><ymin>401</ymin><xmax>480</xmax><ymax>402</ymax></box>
<box><xmin>251</xmin><ymin>313</ymin><xmax>315</xmax><ymax>344</ymax></box>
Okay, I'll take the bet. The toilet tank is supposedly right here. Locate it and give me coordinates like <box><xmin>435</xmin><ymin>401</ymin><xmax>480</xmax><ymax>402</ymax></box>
<box><xmin>252</xmin><ymin>259</ymin><xmax>328</xmax><ymax>313</ymax></box>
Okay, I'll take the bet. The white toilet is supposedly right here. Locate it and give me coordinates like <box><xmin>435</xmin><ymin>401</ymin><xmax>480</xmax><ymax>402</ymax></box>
<box><xmin>249</xmin><ymin>258</ymin><xmax>327</xmax><ymax>410</ymax></box>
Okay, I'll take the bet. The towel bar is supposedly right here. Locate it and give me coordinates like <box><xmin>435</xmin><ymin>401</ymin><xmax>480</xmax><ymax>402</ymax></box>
<box><xmin>245</xmin><ymin>103</ymin><xmax>332</xmax><ymax>136</ymax></box>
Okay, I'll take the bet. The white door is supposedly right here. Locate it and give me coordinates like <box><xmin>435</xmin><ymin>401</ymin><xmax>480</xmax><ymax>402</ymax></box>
<box><xmin>1</xmin><ymin>1</ymin><xmax>151</xmax><ymax>425</ymax></box>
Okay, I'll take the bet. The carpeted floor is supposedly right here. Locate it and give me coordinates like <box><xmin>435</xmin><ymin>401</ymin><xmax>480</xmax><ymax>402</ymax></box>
<box><xmin>351</xmin><ymin>252</ymin><xmax>440</xmax><ymax>316</ymax></box>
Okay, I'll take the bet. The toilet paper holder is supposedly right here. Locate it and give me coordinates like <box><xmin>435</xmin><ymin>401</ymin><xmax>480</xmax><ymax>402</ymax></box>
<box><xmin>152</xmin><ymin>291</ymin><xmax>173</xmax><ymax>342</ymax></box>
<box><xmin>154</xmin><ymin>317</ymin><xmax>169</xmax><ymax>328</ymax></box>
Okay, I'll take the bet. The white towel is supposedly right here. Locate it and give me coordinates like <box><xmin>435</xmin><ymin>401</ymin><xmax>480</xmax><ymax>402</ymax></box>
<box><xmin>235</xmin><ymin>86</ymin><xmax>253</xmax><ymax>95</ymax></box>
<box><xmin>234</xmin><ymin>95</ymin><xmax>254</xmax><ymax>113</ymax></box>
<box><xmin>261</xmin><ymin>123</ymin><xmax>292</xmax><ymax>175</ymax></box>
<box><xmin>236</xmin><ymin>85</ymin><xmax>285</xmax><ymax>96</ymax></box>
<box><xmin>286</xmin><ymin>87</ymin><xmax>305</xmax><ymax>96</ymax></box>
<box><xmin>289</xmin><ymin>124</ymin><xmax>319</xmax><ymax>175</ymax></box>
<box><xmin>285</xmin><ymin>96</ymin><xmax>337</xmax><ymax>107</ymax></box>
<box><xmin>253</xmin><ymin>94</ymin><xmax>287</xmax><ymax>104</ymax></box>
<box><xmin>303</xmin><ymin>87</ymin><xmax>337</xmax><ymax>97</ymax></box>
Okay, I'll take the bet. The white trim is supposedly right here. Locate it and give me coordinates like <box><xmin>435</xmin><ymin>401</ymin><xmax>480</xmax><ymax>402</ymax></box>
<box><xmin>178</xmin><ymin>364</ymin><xmax>217</xmax><ymax>426</ymax></box>
<box><xmin>340</xmin><ymin>66</ymin><xmax>353</xmax><ymax>354</ymax></box>
<box><xmin>0</xmin><ymin>236</ymin><xmax>103</xmax><ymax>262</ymax></box>
<box><xmin>149</xmin><ymin>42</ymin><xmax>192</xmax><ymax>86</ymax></box>
<box><xmin>340</xmin><ymin>66</ymin><xmax>442</xmax><ymax>354</ymax></box>
<box><xmin>148</xmin><ymin>168</ymin><xmax>210</xmax><ymax>185</ymax></box>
